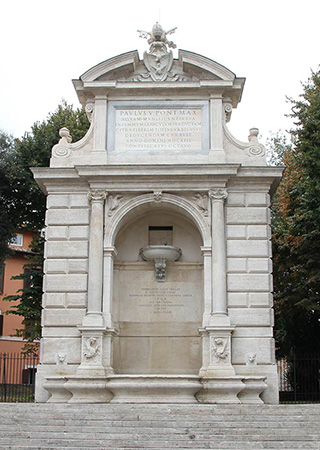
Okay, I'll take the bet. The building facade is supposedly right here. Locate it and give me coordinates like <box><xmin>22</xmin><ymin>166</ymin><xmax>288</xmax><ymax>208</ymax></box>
<box><xmin>33</xmin><ymin>25</ymin><xmax>282</xmax><ymax>404</ymax></box>
<box><xmin>0</xmin><ymin>231</ymin><xmax>36</xmax><ymax>354</ymax></box>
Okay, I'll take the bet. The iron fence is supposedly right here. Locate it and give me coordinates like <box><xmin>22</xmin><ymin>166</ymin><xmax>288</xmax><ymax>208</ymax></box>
<box><xmin>0</xmin><ymin>353</ymin><xmax>39</xmax><ymax>402</ymax></box>
<box><xmin>0</xmin><ymin>352</ymin><xmax>319</xmax><ymax>403</ymax></box>
<box><xmin>277</xmin><ymin>354</ymin><xmax>320</xmax><ymax>403</ymax></box>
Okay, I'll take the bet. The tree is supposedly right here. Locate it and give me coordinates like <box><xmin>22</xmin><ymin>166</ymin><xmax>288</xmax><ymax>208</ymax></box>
<box><xmin>2</xmin><ymin>101</ymin><xmax>89</xmax><ymax>352</ymax></box>
<box><xmin>0</xmin><ymin>131</ymin><xmax>17</xmax><ymax>266</ymax></box>
<box><xmin>271</xmin><ymin>70</ymin><xmax>320</xmax><ymax>358</ymax></box>
<box><xmin>2</xmin><ymin>101</ymin><xmax>90</xmax><ymax>232</ymax></box>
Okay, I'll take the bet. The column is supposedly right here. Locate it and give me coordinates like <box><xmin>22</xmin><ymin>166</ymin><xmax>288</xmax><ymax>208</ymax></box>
<box><xmin>201</xmin><ymin>246</ymin><xmax>212</xmax><ymax>326</ymax></box>
<box><xmin>209</xmin><ymin>188</ymin><xmax>228</xmax><ymax>317</ymax></box>
<box><xmin>103</xmin><ymin>247</ymin><xmax>117</xmax><ymax>328</ymax></box>
<box><xmin>102</xmin><ymin>246</ymin><xmax>118</xmax><ymax>374</ymax></box>
<box><xmin>198</xmin><ymin>188</ymin><xmax>238</xmax><ymax>385</ymax></box>
<box><xmin>83</xmin><ymin>189</ymin><xmax>107</xmax><ymax>327</ymax></box>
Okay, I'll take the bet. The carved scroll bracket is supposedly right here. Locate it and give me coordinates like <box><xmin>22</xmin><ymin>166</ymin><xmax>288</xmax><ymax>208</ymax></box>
<box><xmin>51</xmin><ymin>127</ymin><xmax>72</xmax><ymax>158</ymax></box>
<box><xmin>247</xmin><ymin>128</ymin><xmax>266</xmax><ymax>157</ymax></box>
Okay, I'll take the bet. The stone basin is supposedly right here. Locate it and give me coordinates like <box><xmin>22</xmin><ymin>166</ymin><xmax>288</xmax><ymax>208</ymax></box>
<box><xmin>139</xmin><ymin>245</ymin><xmax>182</xmax><ymax>261</ymax></box>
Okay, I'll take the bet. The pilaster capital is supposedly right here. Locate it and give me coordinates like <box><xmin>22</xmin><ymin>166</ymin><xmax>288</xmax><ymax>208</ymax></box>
<box><xmin>200</xmin><ymin>246</ymin><xmax>212</xmax><ymax>257</ymax></box>
<box><xmin>208</xmin><ymin>188</ymin><xmax>228</xmax><ymax>203</ymax></box>
<box><xmin>104</xmin><ymin>246</ymin><xmax>118</xmax><ymax>259</ymax></box>
<box><xmin>88</xmin><ymin>189</ymin><xmax>108</xmax><ymax>203</ymax></box>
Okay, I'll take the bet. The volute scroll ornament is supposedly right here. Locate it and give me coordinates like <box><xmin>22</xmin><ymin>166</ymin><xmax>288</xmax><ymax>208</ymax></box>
<box><xmin>52</xmin><ymin>127</ymin><xmax>72</xmax><ymax>158</ymax></box>
<box><xmin>224</xmin><ymin>102</ymin><xmax>233</xmax><ymax>123</ymax></box>
<box><xmin>247</xmin><ymin>128</ymin><xmax>266</xmax><ymax>157</ymax></box>
<box><xmin>85</xmin><ymin>103</ymin><xmax>94</xmax><ymax>122</ymax></box>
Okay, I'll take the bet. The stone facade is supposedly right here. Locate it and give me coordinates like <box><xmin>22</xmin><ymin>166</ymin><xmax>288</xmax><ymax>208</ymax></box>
<box><xmin>33</xmin><ymin>24</ymin><xmax>282</xmax><ymax>404</ymax></box>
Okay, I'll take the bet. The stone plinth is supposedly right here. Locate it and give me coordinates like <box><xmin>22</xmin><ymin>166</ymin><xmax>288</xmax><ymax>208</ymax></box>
<box><xmin>107</xmin><ymin>375</ymin><xmax>202</xmax><ymax>403</ymax></box>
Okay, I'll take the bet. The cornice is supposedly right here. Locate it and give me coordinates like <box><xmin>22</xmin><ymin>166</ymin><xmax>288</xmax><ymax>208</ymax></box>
<box><xmin>31</xmin><ymin>164</ymin><xmax>282</xmax><ymax>197</ymax></box>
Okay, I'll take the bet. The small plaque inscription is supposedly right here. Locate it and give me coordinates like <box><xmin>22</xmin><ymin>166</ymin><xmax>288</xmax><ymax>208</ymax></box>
<box><xmin>130</xmin><ymin>287</ymin><xmax>193</xmax><ymax>314</ymax></box>
<box><xmin>114</xmin><ymin>108</ymin><xmax>202</xmax><ymax>151</ymax></box>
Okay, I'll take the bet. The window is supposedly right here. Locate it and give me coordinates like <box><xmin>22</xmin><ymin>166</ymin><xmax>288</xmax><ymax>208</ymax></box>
<box><xmin>9</xmin><ymin>233</ymin><xmax>23</xmax><ymax>246</ymax></box>
<box><xmin>149</xmin><ymin>226</ymin><xmax>173</xmax><ymax>245</ymax></box>
<box><xmin>22</xmin><ymin>367</ymin><xmax>37</xmax><ymax>385</ymax></box>
<box><xmin>23</xmin><ymin>268</ymin><xmax>32</xmax><ymax>290</ymax></box>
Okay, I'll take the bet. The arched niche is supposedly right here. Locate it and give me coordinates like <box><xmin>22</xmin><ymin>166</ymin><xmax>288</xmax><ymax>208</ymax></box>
<box><xmin>110</xmin><ymin>198</ymin><xmax>205</xmax><ymax>375</ymax></box>
<box><xmin>104</xmin><ymin>193</ymin><xmax>211</xmax><ymax>248</ymax></box>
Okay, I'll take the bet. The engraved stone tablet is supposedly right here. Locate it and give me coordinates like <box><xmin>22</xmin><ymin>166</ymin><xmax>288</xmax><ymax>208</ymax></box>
<box><xmin>114</xmin><ymin>108</ymin><xmax>202</xmax><ymax>151</ymax></box>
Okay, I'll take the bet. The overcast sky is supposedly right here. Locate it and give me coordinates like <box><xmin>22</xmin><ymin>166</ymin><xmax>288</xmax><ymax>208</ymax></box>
<box><xmin>1</xmin><ymin>0</ymin><xmax>319</xmax><ymax>144</ymax></box>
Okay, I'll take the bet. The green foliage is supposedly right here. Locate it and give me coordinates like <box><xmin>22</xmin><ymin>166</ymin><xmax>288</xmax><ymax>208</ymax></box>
<box><xmin>1</xmin><ymin>102</ymin><xmax>90</xmax><ymax>352</ymax></box>
<box><xmin>265</xmin><ymin>132</ymin><xmax>290</xmax><ymax>167</ymax></box>
<box><xmin>2</xmin><ymin>101</ymin><xmax>90</xmax><ymax>231</ymax></box>
<box><xmin>0</xmin><ymin>131</ymin><xmax>16</xmax><ymax>266</ymax></box>
<box><xmin>272</xmin><ymin>70</ymin><xmax>320</xmax><ymax>357</ymax></box>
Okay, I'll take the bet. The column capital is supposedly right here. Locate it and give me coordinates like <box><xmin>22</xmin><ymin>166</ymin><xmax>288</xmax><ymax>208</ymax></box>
<box><xmin>209</xmin><ymin>188</ymin><xmax>228</xmax><ymax>202</ymax></box>
<box><xmin>88</xmin><ymin>189</ymin><xmax>108</xmax><ymax>203</ymax></box>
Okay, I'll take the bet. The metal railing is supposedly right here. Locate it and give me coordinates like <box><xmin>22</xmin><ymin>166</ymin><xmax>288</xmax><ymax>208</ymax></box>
<box><xmin>0</xmin><ymin>353</ymin><xmax>39</xmax><ymax>402</ymax></box>
<box><xmin>278</xmin><ymin>354</ymin><xmax>320</xmax><ymax>403</ymax></box>
<box><xmin>0</xmin><ymin>352</ymin><xmax>319</xmax><ymax>403</ymax></box>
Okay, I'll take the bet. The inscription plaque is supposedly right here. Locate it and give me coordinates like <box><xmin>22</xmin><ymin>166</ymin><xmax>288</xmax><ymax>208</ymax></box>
<box><xmin>116</xmin><ymin>266</ymin><xmax>203</xmax><ymax>323</ymax></box>
<box><xmin>132</xmin><ymin>287</ymin><xmax>192</xmax><ymax>314</ymax></box>
<box><xmin>114</xmin><ymin>108</ymin><xmax>202</xmax><ymax>151</ymax></box>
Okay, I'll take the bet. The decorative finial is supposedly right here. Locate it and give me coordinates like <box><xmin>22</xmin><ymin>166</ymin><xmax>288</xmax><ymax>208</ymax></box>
<box><xmin>248</xmin><ymin>128</ymin><xmax>259</xmax><ymax>142</ymax></box>
<box><xmin>59</xmin><ymin>127</ymin><xmax>72</xmax><ymax>143</ymax></box>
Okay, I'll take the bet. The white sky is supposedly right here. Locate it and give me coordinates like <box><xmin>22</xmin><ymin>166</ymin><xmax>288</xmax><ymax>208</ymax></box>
<box><xmin>1</xmin><ymin>0</ymin><xmax>319</xmax><ymax>144</ymax></box>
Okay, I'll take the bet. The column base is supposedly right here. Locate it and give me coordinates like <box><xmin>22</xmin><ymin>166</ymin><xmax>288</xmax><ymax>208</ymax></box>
<box><xmin>197</xmin><ymin>377</ymin><xmax>244</xmax><ymax>403</ymax></box>
<box><xmin>238</xmin><ymin>376</ymin><xmax>267</xmax><ymax>404</ymax></box>
<box><xmin>43</xmin><ymin>376</ymin><xmax>72</xmax><ymax>403</ymax></box>
<box><xmin>65</xmin><ymin>376</ymin><xmax>113</xmax><ymax>403</ymax></box>
<box><xmin>42</xmin><ymin>374</ymin><xmax>268</xmax><ymax>404</ymax></box>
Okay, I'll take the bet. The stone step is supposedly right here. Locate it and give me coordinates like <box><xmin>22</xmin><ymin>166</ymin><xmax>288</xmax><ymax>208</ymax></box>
<box><xmin>2</xmin><ymin>441</ymin><xmax>320</xmax><ymax>450</ymax></box>
<box><xmin>1</xmin><ymin>403</ymin><xmax>319</xmax><ymax>450</ymax></box>
<box><xmin>1</xmin><ymin>424</ymin><xmax>319</xmax><ymax>432</ymax></box>
<box><xmin>1</xmin><ymin>405</ymin><xmax>320</xmax><ymax>417</ymax></box>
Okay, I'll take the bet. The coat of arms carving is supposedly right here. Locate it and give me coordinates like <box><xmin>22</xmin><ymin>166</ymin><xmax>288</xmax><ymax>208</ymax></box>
<box><xmin>136</xmin><ymin>22</ymin><xmax>179</xmax><ymax>82</ymax></box>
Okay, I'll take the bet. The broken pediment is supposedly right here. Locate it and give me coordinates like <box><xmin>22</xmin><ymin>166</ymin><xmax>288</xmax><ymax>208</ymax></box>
<box><xmin>93</xmin><ymin>55</ymin><xmax>226</xmax><ymax>83</ymax></box>
<box><xmin>78</xmin><ymin>49</ymin><xmax>239</xmax><ymax>83</ymax></box>
<box><xmin>73</xmin><ymin>48</ymin><xmax>245</xmax><ymax>109</ymax></box>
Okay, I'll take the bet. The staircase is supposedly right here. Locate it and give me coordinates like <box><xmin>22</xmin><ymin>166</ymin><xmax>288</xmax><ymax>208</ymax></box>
<box><xmin>0</xmin><ymin>403</ymin><xmax>319</xmax><ymax>449</ymax></box>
